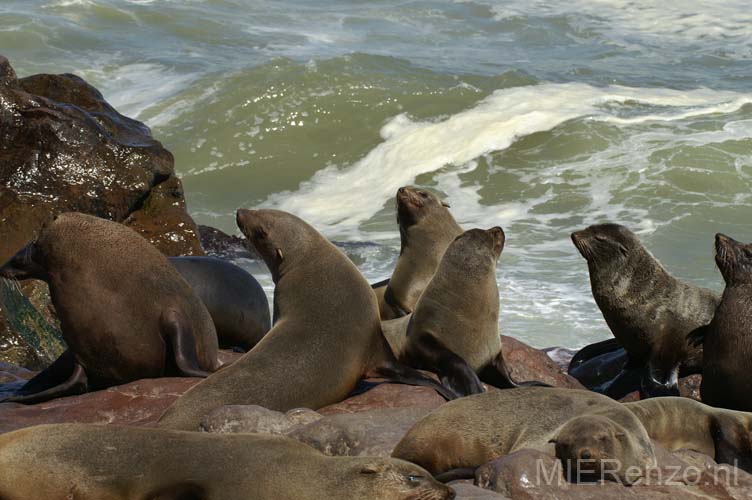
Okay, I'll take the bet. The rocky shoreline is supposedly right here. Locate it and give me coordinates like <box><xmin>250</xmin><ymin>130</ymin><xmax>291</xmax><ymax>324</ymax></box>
<box><xmin>0</xmin><ymin>57</ymin><xmax>749</xmax><ymax>499</ymax></box>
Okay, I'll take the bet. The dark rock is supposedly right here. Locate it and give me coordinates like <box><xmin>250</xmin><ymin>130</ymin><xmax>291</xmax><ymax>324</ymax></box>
<box><xmin>501</xmin><ymin>336</ymin><xmax>584</xmax><ymax>389</ymax></box>
<box><xmin>197</xmin><ymin>225</ymin><xmax>258</xmax><ymax>260</ymax></box>
<box><xmin>124</xmin><ymin>175</ymin><xmax>203</xmax><ymax>256</ymax></box>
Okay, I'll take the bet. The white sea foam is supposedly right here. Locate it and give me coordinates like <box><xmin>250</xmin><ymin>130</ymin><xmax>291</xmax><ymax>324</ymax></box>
<box><xmin>267</xmin><ymin>83</ymin><xmax>751</xmax><ymax>237</ymax></box>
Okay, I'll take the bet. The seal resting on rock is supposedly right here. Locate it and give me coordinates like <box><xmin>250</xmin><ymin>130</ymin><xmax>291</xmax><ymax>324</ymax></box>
<box><xmin>624</xmin><ymin>396</ymin><xmax>752</xmax><ymax>473</ymax></box>
<box><xmin>169</xmin><ymin>256</ymin><xmax>271</xmax><ymax>351</ymax></box>
<box><xmin>689</xmin><ymin>233</ymin><xmax>752</xmax><ymax>411</ymax></box>
<box><xmin>392</xmin><ymin>387</ymin><xmax>656</xmax><ymax>484</ymax></box>
<box><xmin>157</xmin><ymin>209</ymin><xmax>456</xmax><ymax>431</ymax></box>
<box><xmin>374</xmin><ymin>186</ymin><xmax>462</xmax><ymax>320</ymax></box>
<box><xmin>0</xmin><ymin>423</ymin><xmax>456</xmax><ymax>500</ymax></box>
<box><xmin>0</xmin><ymin>213</ymin><xmax>221</xmax><ymax>404</ymax></box>
<box><xmin>383</xmin><ymin>227</ymin><xmax>547</xmax><ymax>396</ymax></box>
<box><xmin>570</xmin><ymin>223</ymin><xmax>719</xmax><ymax>398</ymax></box>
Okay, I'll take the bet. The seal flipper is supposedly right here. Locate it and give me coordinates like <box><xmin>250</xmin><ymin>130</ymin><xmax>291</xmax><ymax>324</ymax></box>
<box><xmin>3</xmin><ymin>361</ymin><xmax>87</xmax><ymax>404</ymax></box>
<box><xmin>568</xmin><ymin>338</ymin><xmax>623</xmax><ymax>372</ymax></box>
<box><xmin>404</xmin><ymin>332</ymin><xmax>485</xmax><ymax>397</ymax></box>
<box><xmin>479</xmin><ymin>351</ymin><xmax>550</xmax><ymax>389</ymax></box>
<box><xmin>14</xmin><ymin>349</ymin><xmax>76</xmax><ymax>396</ymax></box>
<box><xmin>434</xmin><ymin>468</ymin><xmax>476</xmax><ymax>483</ymax></box>
<box><xmin>687</xmin><ymin>324</ymin><xmax>710</xmax><ymax>348</ymax></box>
<box><xmin>161</xmin><ymin>309</ymin><xmax>214</xmax><ymax>378</ymax></box>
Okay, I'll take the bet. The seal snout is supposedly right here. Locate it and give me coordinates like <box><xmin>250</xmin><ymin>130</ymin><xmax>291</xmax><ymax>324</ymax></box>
<box><xmin>236</xmin><ymin>208</ymin><xmax>257</xmax><ymax>228</ymax></box>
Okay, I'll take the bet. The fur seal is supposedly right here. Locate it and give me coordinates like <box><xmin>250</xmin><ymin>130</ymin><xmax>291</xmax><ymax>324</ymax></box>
<box><xmin>624</xmin><ymin>396</ymin><xmax>752</xmax><ymax>473</ymax></box>
<box><xmin>169</xmin><ymin>256</ymin><xmax>271</xmax><ymax>351</ymax></box>
<box><xmin>157</xmin><ymin>209</ymin><xmax>456</xmax><ymax>430</ymax></box>
<box><xmin>690</xmin><ymin>233</ymin><xmax>752</xmax><ymax>411</ymax></box>
<box><xmin>0</xmin><ymin>213</ymin><xmax>220</xmax><ymax>404</ymax></box>
<box><xmin>392</xmin><ymin>387</ymin><xmax>656</xmax><ymax>484</ymax></box>
<box><xmin>384</xmin><ymin>227</ymin><xmax>546</xmax><ymax>396</ymax></box>
<box><xmin>0</xmin><ymin>423</ymin><xmax>456</xmax><ymax>500</ymax></box>
<box><xmin>377</xmin><ymin>186</ymin><xmax>462</xmax><ymax>320</ymax></box>
<box><xmin>571</xmin><ymin>223</ymin><xmax>719</xmax><ymax>398</ymax></box>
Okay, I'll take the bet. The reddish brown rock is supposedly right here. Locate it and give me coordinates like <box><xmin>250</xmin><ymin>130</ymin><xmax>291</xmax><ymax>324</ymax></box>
<box><xmin>198</xmin><ymin>224</ymin><xmax>259</xmax><ymax>260</ymax></box>
<box><xmin>319</xmin><ymin>380</ymin><xmax>446</xmax><ymax>415</ymax></box>
<box><xmin>450</xmin><ymin>482</ymin><xmax>510</xmax><ymax>499</ymax></box>
<box><xmin>501</xmin><ymin>336</ymin><xmax>584</xmax><ymax>389</ymax></box>
<box><xmin>0</xmin><ymin>377</ymin><xmax>200</xmax><ymax>434</ymax></box>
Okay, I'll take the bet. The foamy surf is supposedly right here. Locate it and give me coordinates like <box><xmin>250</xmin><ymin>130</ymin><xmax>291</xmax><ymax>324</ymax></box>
<box><xmin>268</xmin><ymin>83</ymin><xmax>750</xmax><ymax>237</ymax></box>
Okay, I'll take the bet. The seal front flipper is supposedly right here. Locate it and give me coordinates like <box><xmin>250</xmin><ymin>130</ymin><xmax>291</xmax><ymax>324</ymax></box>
<box><xmin>687</xmin><ymin>324</ymin><xmax>710</xmax><ymax>348</ymax></box>
<box><xmin>434</xmin><ymin>468</ymin><xmax>476</xmax><ymax>483</ymax></box>
<box><xmin>404</xmin><ymin>331</ymin><xmax>485</xmax><ymax>397</ymax></box>
<box><xmin>161</xmin><ymin>309</ymin><xmax>217</xmax><ymax>378</ymax></box>
<box><xmin>479</xmin><ymin>351</ymin><xmax>550</xmax><ymax>389</ymax></box>
<box><xmin>12</xmin><ymin>349</ymin><xmax>76</xmax><ymax>396</ymax></box>
<box><xmin>3</xmin><ymin>361</ymin><xmax>87</xmax><ymax>404</ymax></box>
<box><xmin>568</xmin><ymin>338</ymin><xmax>623</xmax><ymax>371</ymax></box>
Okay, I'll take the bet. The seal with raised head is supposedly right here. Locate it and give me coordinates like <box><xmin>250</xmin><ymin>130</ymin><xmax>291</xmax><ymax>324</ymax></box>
<box><xmin>157</xmin><ymin>209</ymin><xmax>456</xmax><ymax>431</ymax></box>
<box><xmin>689</xmin><ymin>233</ymin><xmax>752</xmax><ymax>411</ymax></box>
<box><xmin>376</xmin><ymin>186</ymin><xmax>462</xmax><ymax>320</ymax></box>
<box><xmin>392</xmin><ymin>387</ymin><xmax>656</xmax><ymax>484</ymax></box>
<box><xmin>0</xmin><ymin>423</ymin><xmax>456</xmax><ymax>500</ymax></box>
<box><xmin>624</xmin><ymin>396</ymin><xmax>752</xmax><ymax>473</ymax></box>
<box><xmin>0</xmin><ymin>213</ymin><xmax>221</xmax><ymax>404</ymax></box>
<box><xmin>570</xmin><ymin>223</ymin><xmax>719</xmax><ymax>398</ymax></box>
<box><xmin>383</xmin><ymin>227</ymin><xmax>546</xmax><ymax>396</ymax></box>
<box><xmin>169</xmin><ymin>256</ymin><xmax>271</xmax><ymax>351</ymax></box>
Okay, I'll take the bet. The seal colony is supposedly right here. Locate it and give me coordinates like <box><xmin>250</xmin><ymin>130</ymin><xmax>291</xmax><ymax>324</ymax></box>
<box><xmin>1</xmin><ymin>185</ymin><xmax>752</xmax><ymax>498</ymax></box>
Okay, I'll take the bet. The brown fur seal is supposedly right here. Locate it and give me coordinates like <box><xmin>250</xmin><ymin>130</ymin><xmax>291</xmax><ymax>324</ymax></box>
<box><xmin>377</xmin><ymin>186</ymin><xmax>462</xmax><ymax>320</ymax></box>
<box><xmin>393</xmin><ymin>387</ymin><xmax>656</xmax><ymax>484</ymax></box>
<box><xmin>169</xmin><ymin>256</ymin><xmax>271</xmax><ymax>351</ymax></box>
<box><xmin>571</xmin><ymin>223</ymin><xmax>719</xmax><ymax>398</ymax></box>
<box><xmin>624</xmin><ymin>397</ymin><xmax>752</xmax><ymax>473</ymax></box>
<box><xmin>157</xmin><ymin>209</ymin><xmax>455</xmax><ymax>430</ymax></box>
<box><xmin>0</xmin><ymin>213</ymin><xmax>220</xmax><ymax>404</ymax></box>
<box><xmin>384</xmin><ymin>227</ymin><xmax>546</xmax><ymax>396</ymax></box>
<box><xmin>0</xmin><ymin>423</ymin><xmax>455</xmax><ymax>500</ymax></box>
<box><xmin>690</xmin><ymin>234</ymin><xmax>752</xmax><ymax>411</ymax></box>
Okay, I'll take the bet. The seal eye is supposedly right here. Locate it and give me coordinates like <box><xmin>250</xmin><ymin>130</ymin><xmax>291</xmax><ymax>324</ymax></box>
<box><xmin>254</xmin><ymin>228</ymin><xmax>267</xmax><ymax>240</ymax></box>
<box><xmin>580</xmin><ymin>450</ymin><xmax>592</xmax><ymax>460</ymax></box>
<box><xmin>418</xmin><ymin>191</ymin><xmax>428</xmax><ymax>198</ymax></box>
<box><xmin>407</xmin><ymin>474</ymin><xmax>423</xmax><ymax>483</ymax></box>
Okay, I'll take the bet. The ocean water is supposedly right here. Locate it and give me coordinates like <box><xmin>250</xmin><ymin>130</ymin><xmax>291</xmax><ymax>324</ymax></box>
<box><xmin>2</xmin><ymin>0</ymin><xmax>751</xmax><ymax>348</ymax></box>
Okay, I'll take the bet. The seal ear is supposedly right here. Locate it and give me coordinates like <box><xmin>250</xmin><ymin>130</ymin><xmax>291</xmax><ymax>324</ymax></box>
<box><xmin>441</xmin><ymin>201</ymin><xmax>451</xmax><ymax>208</ymax></box>
<box><xmin>275</xmin><ymin>248</ymin><xmax>284</xmax><ymax>261</ymax></box>
<box><xmin>548</xmin><ymin>438</ymin><xmax>558</xmax><ymax>444</ymax></box>
<box><xmin>359</xmin><ymin>462</ymin><xmax>386</xmax><ymax>475</ymax></box>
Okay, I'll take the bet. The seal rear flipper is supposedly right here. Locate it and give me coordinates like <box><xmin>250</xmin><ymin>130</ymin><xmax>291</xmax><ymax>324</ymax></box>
<box><xmin>638</xmin><ymin>365</ymin><xmax>680</xmax><ymax>399</ymax></box>
<box><xmin>479</xmin><ymin>351</ymin><xmax>550</xmax><ymax>389</ymax></box>
<box><xmin>14</xmin><ymin>349</ymin><xmax>76</xmax><ymax>396</ymax></box>
<box><xmin>3</xmin><ymin>361</ymin><xmax>87</xmax><ymax>404</ymax></box>
<box><xmin>405</xmin><ymin>332</ymin><xmax>485</xmax><ymax>397</ymax></box>
<box><xmin>434</xmin><ymin>468</ymin><xmax>476</xmax><ymax>483</ymax></box>
<box><xmin>161</xmin><ymin>309</ymin><xmax>214</xmax><ymax>378</ymax></box>
<box><xmin>568</xmin><ymin>338</ymin><xmax>623</xmax><ymax>372</ymax></box>
<box><xmin>369</xmin><ymin>362</ymin><xmax>459</xmax><ymax>401</ymax></box>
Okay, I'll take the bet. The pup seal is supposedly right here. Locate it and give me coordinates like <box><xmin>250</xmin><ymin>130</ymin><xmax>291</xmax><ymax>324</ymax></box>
<box><xmin>170</xmin><ymin>256</ymin><xmax>271</xmax><ymax>351</ymax></box>
<box><xmin>377</xmin><ymin>186</ymin><xmax>462</xmax><ymax>320</ymax></box>
<box><xmin>157</xmin><ymin>209</ymin><xmax>456</xmax><ymax>431</ymax></box>
<box><xmin>384</xmin><ymin>227</ymin><xmax>546</xmax><ymax>396</ymax></box>
<box><xmin>392</xmin><ymin>387</ymin><xmax>656</xmax><ymax>484</ymax></box>
<box><xmin>690</xmin><ymin>234</ymin><xmax>752</xmax><ymax>411</ymax></box>
<box><xmin>624</xmin><ymin>397</ymin><xmax>752</xmax><ymax>473</ymax></box>
<box><xmin>0</xmin><ymin>423</ymin><xmax>455</xmax><ymax>500</ymax></box>
<box><xmin>571</xmin><ymin>223</ymin><xmax>719</xmax><ymax>398</ymax></box>
<box><xmin>0</xmin><ymin>213</ymin><xmax>221</xmax><ymax>404</ymax></box>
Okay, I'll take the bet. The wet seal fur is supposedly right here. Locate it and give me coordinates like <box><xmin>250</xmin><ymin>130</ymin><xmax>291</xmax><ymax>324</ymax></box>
<box><xmin>0</xmin><ymin>213</ymin><xmax>221</xmax><ymax>404</ymax></box>
<box><xmin>0</xmin><ymin>423</ymin><xmax>455</xmax><ymax>500</ymax></box>
<box><xmin>383</xmin><ymin>227</ymin><xmax>547</xmax><ymax>396</ymax></box>
<box><xmin>170</xmin><ymin>256</ymin><xmax>271</xmax><ymax>351</ymax></box>
<box><xmin>157</xmin><ymin>209</ymin><xmax>456</xmax><ymax>430</ymax></box>
<box><xmin>375</xmin><ymin>186</ymin><xmax>462</xmax><ymax>320</ymax></box>
<box><xmin>690</xmin><ymin>233</ymin><xmax>752</xmax><ymax>411</ymax></box>
<box><xmin>392</xmin><ymin>387</ymin><xmax>656</xmax><ymax>484</ymax></box>
<box><xmin>624</xmin><ymin>396</ymin><xmax>752</xmax><ymax>473</ymax></box>
<box><xmin>571</xmin><ymin>223</ymin><xmax>719</xmax><ymax>398</ymax></box>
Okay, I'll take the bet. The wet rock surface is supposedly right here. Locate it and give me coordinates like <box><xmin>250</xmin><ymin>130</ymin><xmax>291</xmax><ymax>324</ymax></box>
<box><xmin>0</xmin><ymin>55</ymin><xmax>205</xmax><ymax>368</ymax></box>
<box><xmin>198</xmin><ymin>224</ymin><xmax>259</xmax><ymax>260</ymax></box>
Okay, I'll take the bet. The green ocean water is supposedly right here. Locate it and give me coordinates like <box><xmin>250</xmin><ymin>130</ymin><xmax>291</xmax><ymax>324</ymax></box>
<box><xmin>2</xmin><ymin>0</ymin><xmax>751</xmax><ymax>347</ymax></box>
